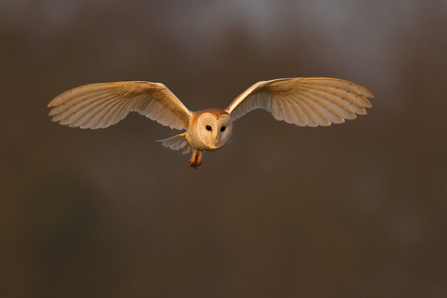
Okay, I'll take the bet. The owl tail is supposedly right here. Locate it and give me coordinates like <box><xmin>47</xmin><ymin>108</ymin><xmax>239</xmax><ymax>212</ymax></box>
<box><xmin>156</xmin><ymin>132</ymin><xmax>192</xmax><ymax>154</ymax></box>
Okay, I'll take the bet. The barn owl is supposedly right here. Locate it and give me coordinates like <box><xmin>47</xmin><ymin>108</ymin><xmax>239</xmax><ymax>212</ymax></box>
<box><xmin>48</xmin><ymin>77</ymin><xmax>374</xmax><ymax>168</ymax></box>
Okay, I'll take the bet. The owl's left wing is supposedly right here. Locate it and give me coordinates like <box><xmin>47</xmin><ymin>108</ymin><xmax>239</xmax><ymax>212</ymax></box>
<box><xmin>224</xmin><ymin>77</ymin><xmax>374</xmax><ymax>127</ymax></box>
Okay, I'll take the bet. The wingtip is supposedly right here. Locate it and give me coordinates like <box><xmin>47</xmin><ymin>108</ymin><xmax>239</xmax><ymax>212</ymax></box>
<box><xmin>358</xmin><ymin>85</ymin><xmax>375</xmax><ymax>99</ymax></box>
<box><xmin>362</xmin><ymin>96</ymin><xmax>373</xmax><ymax>108</ymax></box>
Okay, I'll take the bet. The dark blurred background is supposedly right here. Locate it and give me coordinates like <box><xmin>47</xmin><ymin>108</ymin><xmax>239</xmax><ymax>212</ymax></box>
<box><xmin>1</xmin><ymin>1</ymin><xmax>446</xmax><ymax>297</ymax></box>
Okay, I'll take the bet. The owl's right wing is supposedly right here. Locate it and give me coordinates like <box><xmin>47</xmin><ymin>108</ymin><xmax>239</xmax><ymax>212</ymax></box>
<box><xmin>48</xmin><ymin>81</ymin><xmax>191</xmax><ymax>130</ymax></box>
<box><xmin>224</xmin><ymin>77</ymin><xmax>374</xmax><ymax>127</ymax></box>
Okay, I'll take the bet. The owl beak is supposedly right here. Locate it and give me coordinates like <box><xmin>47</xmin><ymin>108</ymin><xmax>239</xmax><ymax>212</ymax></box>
<box><xmin>213</xmin><ymin>133</ymin><xmax>220</xmax><ymax>147</ymax></box>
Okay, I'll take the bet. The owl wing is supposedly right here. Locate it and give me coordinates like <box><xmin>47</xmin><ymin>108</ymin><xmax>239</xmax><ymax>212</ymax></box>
<box><xmin>48</xmin><ymin>81</ymin><xmax>191</xmax><ymax>130</ymax></box>
<box><xmin>224</xmin><ymin>77</ymin><xmax>374</xmax><ymax>127</ymax></box>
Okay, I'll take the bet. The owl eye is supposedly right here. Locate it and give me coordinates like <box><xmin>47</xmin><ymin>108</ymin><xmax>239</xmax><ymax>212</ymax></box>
<box><xmin>206</xmin><ymin>125</ymin><xmax>212</xmax><ymax>131</ymax></box>
<box><xmin>220</xmin><ymin>126</ymin><xmax>226</xmax><ymax>132</ymax></box>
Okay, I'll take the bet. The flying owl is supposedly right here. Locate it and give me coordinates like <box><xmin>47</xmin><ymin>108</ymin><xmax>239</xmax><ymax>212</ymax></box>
<box><xmin>48</xmin><ymin>77</ymin><xmax>374</xmax><ymax>168</ymax></box>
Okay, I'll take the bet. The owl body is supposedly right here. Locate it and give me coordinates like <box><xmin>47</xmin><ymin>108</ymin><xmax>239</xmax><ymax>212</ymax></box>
<box><xmin>48</xmin><ymin>77</ymin><xmax>374</xmax><ymax>168</ymax></box>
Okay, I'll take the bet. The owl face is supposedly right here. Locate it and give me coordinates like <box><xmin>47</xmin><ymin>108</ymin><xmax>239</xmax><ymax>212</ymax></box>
<box><xmin>196</xmin><ymin>112</ymin><xmax>233</xmax><ymax>150</ymax></box>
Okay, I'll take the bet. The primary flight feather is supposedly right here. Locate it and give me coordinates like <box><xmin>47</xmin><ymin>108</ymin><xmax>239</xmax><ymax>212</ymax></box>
<box><xmin>48</xmin><ymin>77</ymin><xmax>374</xmax><ymax>168</ymax></box>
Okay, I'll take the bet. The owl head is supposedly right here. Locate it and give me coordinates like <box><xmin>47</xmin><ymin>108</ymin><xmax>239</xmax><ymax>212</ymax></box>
<box><xmin>196</xmin><ymin>109</ymin><xmax>233</xmax><ymax>150</ymax></box>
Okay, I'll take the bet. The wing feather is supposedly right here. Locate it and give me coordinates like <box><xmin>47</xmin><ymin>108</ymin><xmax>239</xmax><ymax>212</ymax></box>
<box><xmin>293</xmin><ymin>96</ymin><xmax>331</xmax><ymax>127</ymax></box>
<box><xmin>302</xmin><ymin>79</ymin><xmax>373</xmax><ymax>106</ymax></box>
<box><xmin>270</xmin><ymin>96</ymin><xmax>283</xmax><ymax>121</ymax></box>
<box><xmin>156</xmin><ymin>132</ymin><xmax>192</xmax><ymax>154</ymax></box>
<box><xmin>295</xmin><ymin>94</ymin><xmax>341</xmax><ymax>125</ymax></box>
<box><xmin>304</xmin><ymin>88</ymin><xmax>367</xmax><ymax>115</ymax></box>
<box><xmin>86</xmin><ymin>98</ymin><xmax>122</xmax><ymax>129</ymax></box>
<box><xmin>294</xmin><ymin>93</ymin><xmax>346</xmax><ymax>124</ymax></box>
<box><xmin>224</xmin><ymin>77</ymin><xmax>374</xmax><ymax>127</ymax></box>
<box><xmin>281</xmin><ymin>98</ymin><xmax>295</xmax><ymax>124</ymax></box>
<box><xmin>100</xmin><ymin>99</ymin><xmax>125</xmax><ymax>127</ymax></box>
<box><xmin>51</xmin><ymin>93</ymin><xmax>108</xmax><ymax>121</ymax></box>
<box><xmin>48</xmin><ymin>81</ymin><xmax>191</xmax><ymax>130</ymax></box>
<box><xmin>94</xmin><ymin>98</ymin><xmax>126</xmax><ymax>129</ymax></box>
<box><xmin>82</xmin><ymin>96</ymin><xmax>129</xmax><ymax>129</ymax></box>
<box><xmin>293</xmin><ymin>96</ymin><xmax>318</xmax><ymax>127</ymax></box>
<box><xmin>287</xmin><ymin>100</ymin><xmax>306</xmax><ymax>127</ymax></box>
<box><xmin>301</xmin><ymin>90</ymin><xmax>357</xmax><ymax>120</ymax></box>
<box><xmin>71</xmin><ymin>95</ymin><xmax>118</xmax><ymax>128</ymax></box>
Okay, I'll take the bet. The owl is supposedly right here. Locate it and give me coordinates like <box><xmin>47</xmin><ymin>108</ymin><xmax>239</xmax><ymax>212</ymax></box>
<box><xmin>48</xmin><ymin>77</ymin><xmax>374</xmax><ymax>168</ymax></box>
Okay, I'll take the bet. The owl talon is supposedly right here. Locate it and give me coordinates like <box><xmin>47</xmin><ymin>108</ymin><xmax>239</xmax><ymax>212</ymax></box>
<box><xmin>189</xmin><ymin>150</ymin><xmax>202</xmax><ymax>169</ymax></box>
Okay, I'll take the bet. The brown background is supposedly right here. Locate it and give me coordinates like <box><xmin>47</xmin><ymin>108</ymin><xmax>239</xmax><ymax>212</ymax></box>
<box><xmin>1</xmin><ymin>1</ymin><xmax>446</xmax><ymax>297</ymax></box>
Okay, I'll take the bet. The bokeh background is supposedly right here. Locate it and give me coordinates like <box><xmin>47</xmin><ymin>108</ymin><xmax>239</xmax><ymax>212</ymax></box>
<box><xmin>1</xmin><ymin>1</ymin><xmax>447</xmax><ymax>297</ymax></box>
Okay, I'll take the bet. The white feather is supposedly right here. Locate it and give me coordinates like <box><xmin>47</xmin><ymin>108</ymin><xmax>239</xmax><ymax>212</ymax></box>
<box><xmin>48</xmin><ymin>81</ymin><xmax>192</xmax><ymax>130</ymax></box>
<box><xmin>225</xmin><ymin>77</ymin><xmax>374</xmax><ymax>127</ymax></box>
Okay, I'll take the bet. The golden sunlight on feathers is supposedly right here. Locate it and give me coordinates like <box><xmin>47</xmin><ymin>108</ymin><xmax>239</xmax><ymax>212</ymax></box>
<box><xmin>225</xmin><ymin>77</ymin><xmax>374</xmax><ymax>127</ymax></box>
<box><xmin>48</xmin><ymin>82</ymin><xmax>191</xmax><ymax>130</ymax></box>
<box><xmin>48</xmin><ymin>77</ymin><xmax>374</xmax><ymax>168</ymax></box>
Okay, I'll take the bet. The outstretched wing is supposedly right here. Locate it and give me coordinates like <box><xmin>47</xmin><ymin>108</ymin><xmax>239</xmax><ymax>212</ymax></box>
<box><xmin>224</xmin><ymin>77</ymin><xmax>374</xmax><ymax>127</ymax></box>
<box><xmin>48</xmin><ymin>81</ymin><xmax>191</xmax><ymax>130</ymax></box>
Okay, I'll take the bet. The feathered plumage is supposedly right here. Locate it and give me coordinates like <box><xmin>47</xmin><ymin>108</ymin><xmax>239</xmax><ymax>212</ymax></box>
<box><xmin>49</xmin><ymin>77</ymin><xmax>374</xmax><ymax>168</ymax></box>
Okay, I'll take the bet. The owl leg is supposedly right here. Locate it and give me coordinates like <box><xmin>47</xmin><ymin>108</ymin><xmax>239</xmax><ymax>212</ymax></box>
<box><xmin>189</xmin><ymin>150</ymin><xmax>203</xmax><ymax>169</ymax></box>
